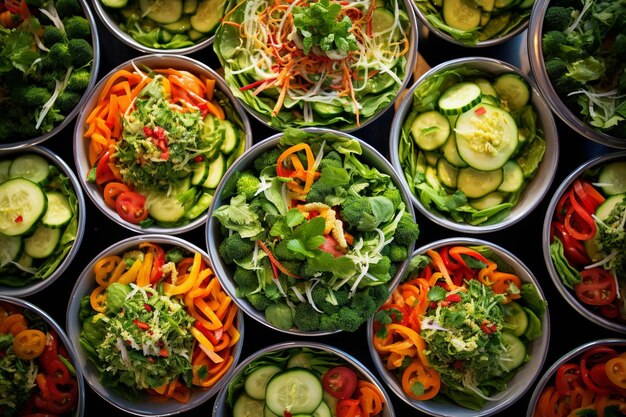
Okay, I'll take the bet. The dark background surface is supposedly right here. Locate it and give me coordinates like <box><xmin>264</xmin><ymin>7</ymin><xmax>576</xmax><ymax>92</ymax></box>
<box><xmin>17</xmin><ymin>7</ymin><xmax>624</xmax><ymax>417</ymax></box>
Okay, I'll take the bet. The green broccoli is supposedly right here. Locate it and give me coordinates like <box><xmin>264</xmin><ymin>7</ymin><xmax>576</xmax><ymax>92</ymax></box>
<box><xmin>253</xmin><ymin>148</ymin><xmax>282</xmax><ymax>173</ymax></box>
<box><xmin>55</xmin><ymin>91</ymin><xmax>81</xmax><ymax>113</ymax></box>
<box><xmin>13</xmin><ymin>86</ymin><xmax>52</xmax><ymax>107</ymax></box>
<box><xmin>47</xmin><ymin>43</ymin><xmax>72</xmax><ymax>68</ymax></box>
<box><xmin>317</xmin><ymin>150</ymin><xmax>342</xmax><ymax>169</ymax></box>
<box><xmin>42</xmin><ymin>26</ymin><xmax>66</xmax><ymax>48</ymax></box>
<box><xmin>388</xmin><ymin>244</ymin><xmax>408</xmax><ymax>262</ymax></box>
<box><xmin>265</xmin><ymin>302</ymin><xmax>294</xmax><ymax>330</ymax></box>
<box><xmin>236</xmin><ymin>171</ymin><xmax>261</xmax><ymax>200</ymax></box>
<box><xmin>233</xmin><ymin>266</ymin><xmax>258</xmax><ymax>294</ymax></box>
<box><xmin>382</xmin><ymin>187</ymin><xmax>403</xmax><ymax>210</ymax></box>
<box><xmin>311</xmin><ymin>285</ymin><xmax>341</xmax><ymax>315</ymax></box>
<box><xmin>544</xmin><ymin>58</ymin><xmax>568</xmax><ymax>79</ymax></box>
<box><xmin>218</xmin><ymin>233</ymin><xmax>255</xmax><ymax>264</ymax></box>
<box><xmin>368</xmin><ymin>256</ymin><xmax>391</xmax><ymax>279</ymax></box>
<box><xmin>544</xmin><ymin>6</ymin><xmax>574</xmax><ymax>32</ymax></box>
<box><xmin>67</xmin><ymin>38</ymin><xmax>93</xmax><ymax>67</ymax></box>
<box><xmin>542</xmin><ymin>31</ymin><xmax>567</xmax><ymax>57</ymax></box>
<box><xmin>367</xmin><ymin>284</ymin><xmax>390</xmax><ymax>307</ymax></box>
<box><xmin>293</xmin><ymin>303</ymin><xmax>321</xmax><ymax>331</ymax></box>
<box><xmin>333</xmin><ymin>306</ymin><xmax>363</xmax><ymax>332</ymax></box>
<box><xmin>66</xmin><ymin>69</ymin><xmax>91</xmax><ymax>92</ymax></box>
<box><xmin>246</xmin><ymin>293</ymin><xmax>273</xmax><ymax>311</ymax></box>
<box><xmin>394</xmin><ymin>213</ymin><xmax>419</xmax><ymax>246</ymax></box>
<box><xmin>339</xmin><ymin>195</ymin><xmax>370</xmax><ymax>229</ymax></box>
<box><xmin>62</xmin><ymin>16</ymin><xmax>91</xmax><ymax>39</ymax></box>
<box><xmin>54</xmin><ymin>0</ymin><xmax>82</xmax><ymax>17</ymax></box>
<box><xmin>305</xmin><ymin>177</ymin><xmax>334</xmax><ymax>203</ymax></box>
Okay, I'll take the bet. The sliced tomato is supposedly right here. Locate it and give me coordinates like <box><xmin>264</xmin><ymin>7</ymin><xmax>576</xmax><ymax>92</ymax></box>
<box><xmin>115</xmin><ymin>191</ymin><xmax>148</xmax><ymax>224</ymax></box>
<box><xmin>319</xmin><ymin>234</ymin><xmax>344</xmax><ymax>257</ymax></box>
<box><xmin>322</xmin><ymin>366</ymin><xmax>358</xmax><ymax>399</ymax></box>
<box><xmin>574</xmin><ymin>268</ymin><xmax>617</xmax><ymax>306</ymax></box>
<box><xmin>336</xmin><ymin>398</ymin><xmax>364</xmax><ymax>417</ymax></box>
<box><xmin>103</xmin><ymin>182</ymin><xmax>130</xmax><ymax>209</ymax></box>
<box><xmin>555</xmin><ymin>363</ymin><xmax>582</xmax><ymax>395</ymax></box>
<box><xmin>95</xmin><ymin>152</ymin><xmax>117</xmax><ymax>185</ymax></box>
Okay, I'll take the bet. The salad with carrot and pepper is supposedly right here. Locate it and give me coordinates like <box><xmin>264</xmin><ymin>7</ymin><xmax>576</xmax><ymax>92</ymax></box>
<box><xmin>82</xmin><ymin>63</ymin><xmax>246</xmax><ymax>229</ymax></box>
<box><xmin>0</xmin><ymin>300</ymin><xmax>80</xmax><ymax>416</ymax></box>
<box><xmin>372</xmin><ymin>244</ymin><xmax>547</xmax><ymax>410</ymax></box>
<box><xmin>548</xmin><ymin>158</ymin><xmax>626</xmax><ymax>325</ymax></box>
<box><xmin>210</xmin><ymin>128</ymin><xmax>419</xmax><ymax>333</ymax></box>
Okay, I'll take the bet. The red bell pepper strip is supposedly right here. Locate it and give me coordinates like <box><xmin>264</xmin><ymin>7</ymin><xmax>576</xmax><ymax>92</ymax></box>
<box><xmin>257</xmin><ymin>240</ymin><xmax>300</xmax><ymax>279</ymax></box>
<box><xmin>95</xmin><ymin>151</ymin><xmax>117</xmax><ymax>185</ymax></box>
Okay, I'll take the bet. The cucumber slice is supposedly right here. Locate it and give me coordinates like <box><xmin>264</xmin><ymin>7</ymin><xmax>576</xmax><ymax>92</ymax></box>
<box><xmin>41</xmin><ymin>192</ymin><xmax>73</xmax><ymax>229</ymax></box>
<box><xmin>101</xmin><ymin>0</ymin><xmax>129</xmax><ymax>8</ymax></box>
<box><xmin>146</xmin><ymin>192</ymin><xmax>186</xmax><ymax>223</ymax></box>
<box><xmin>233</xmin><ymin>393</ymin><xmax>265</xmax><ymax>417</ymax></box>
<box><xmin>442</xmin><ymin>0</ymin><xmax>482</xmax><ymax>31</ymax></box>
<box><xmin>0</xmin><ymin>178</ymin><xmax>47</xmax><ymax>237</ymax></box>
<box><xmin>139</xmin><ymin>0</ymin><xmax>183</xmax><ymax>24</ymax></box>
<box><xmin>162</xmin><ymin>16</ymin><xmax>191</xmax><ymax>33</ymax></box>
<box><xmin>493</xmin><ymin>73</ymin><xmax>530</xmax><ymax>112</ymax></box>
<box><xmin>191</xmin><ymin>161</ymin><xmax>209</xmax><ymax>186</ymax></box>
<box><xmin>265</xmin><ymin>368</ymin><xmax>323</xmax><ymax>416</ymax></box>
<box><xmin>9</xmin><ymin>153</ymin><xmax>50</xmax><ymax>185</ymax></box>
<box><xmin>0</xmin><ymin>160</ymin><xmax>12</xmax><ymax>183</ymax></box>
<box><xmin>474</xmin><ymin>77</ymin><xmax>498</xmax><ymax>98</ymax></box>
<box><xmin>441</xmin><ymin>133</ymin><xmax>468</xmax><ymax>168</ymax></box>
<box><xmin>595</xmin><ymin>194</ymin><xmax>625</xmax><ymax>221</ymax></box>
<box><xmin>264</xmin><ymin>405</ymin><xmax>281</xmax><ymax>417</ymax></box>
<box><xmin>183</xmin><ymin>0</ymin><xmax>197</xmax><ymax>13</ymax></box>
<box><xmin>438</xmin><ymin>82</ymin><xmax>482</xmax><ymax>115</ymax></box>
<box><xmin>0</xmin><ymin>235</ymin><xmax>22</xmax><ymax>268</ymax></box>
<box><xmin>478</xmin><ymin>12</ymin><xmax>511</xmax><ymax>41</ymax></box>
<box><xmin>597</xmin><ymin>161</ymin><xmax>626</xmax><ymax>195</ymax></box>
<box><xmin>311</xmin><ymin>400</ymin><xmax>332</xmax><ymax>417</ymax></box>
<box><xmin>455</xmin><ymin>103</ymin><xmax>518</xmax><ymax>171</ymax></box>
<box><xmin>436</xmin><ymin>158</ymin><xmax>459</xmax><ymax>188</ymax></box>
<box><xmin>497</xmin><ymin>160</ymin><xmax>524</xmax><ymax>193</ymax></box>
<box><xmin>184</xmin><ymin>191</ymin><xmax>213</xmax><ymax>220</ymax></box>
<box><xmin>475</xmin><ymin>0</ymin><xmax>495</xmax><ymax>12</ymax></box>
<box><xmin>502</xmin><ymin>301</ymin><xmax>529</xmax><ymax>337</ymax></box>
<box><xmin>500</xmin><ymin>332</ymin><xmax>527</xmax><ymax>372</ymax></box>
<box><xmin>202</xmin><ymin>153</ymin><xmax>226</xmax><ymax>189</ymax></box>
<box><xmin>410</xmin><ymin>111</ymin><xmax>451</xmax><ymax>151</ymax></box>
<box><xmin>286</xmin><ymin>351</ymin><xmax>313</xmax><ymax>369</ymax></box>
<box><xmin>469</xmin><ymin>191</ymin><xmax>505</xmax><ymax>210</ymax></box>
<box><xmin>494</xmin><ymin>0</ymin><xmax>517</xmax><ymax>9</ymax></box>
<box><xmin>457</xmin><ymin>166</ymin><xmax>503</xmax><ymax>198</ymax></box>
<box><xmin>312</xmin><ymin>101</ymin><xmax>344</xmax><ymax>118</ymax></box>
<box><xmin>220</xmin><ymin>121</ymin><xmax>240</xmax><ymax>154</ymax></box>
<box><xmin>24</xmin><ymin>224</ymin><xmax>61</xmax><ymax>259</ymax></box>
<box><xmin>190</xmin><ymin>0</ymin><xmax>226</xmax><ymax>33</ymax></box>
<box><xmin>244</xmin><ymin>365</ymin><xmax>282</xmax><ymax>400</ymax></box>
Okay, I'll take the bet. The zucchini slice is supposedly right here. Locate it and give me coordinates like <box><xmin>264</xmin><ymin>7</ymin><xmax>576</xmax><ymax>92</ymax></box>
<box><xmin>233</xmin><ymin>393</ymin><xmax>265</xmax><ymax>417</ymax></box>
<box><xmin>202</xmin><ymin>153</ymin><xmax>226</xmax><ymax>189</ymax></box>
<box><xmin>500</xmin><ymin>332</ymin><xmax>527</xmax><ymax>372</ymax></box>
<box><xmin>146</xmin><ymin>192</ymin><xmax>186</xmax><ymax>223</ymax></box>
<box><xmin>438</xmin><ymin>82</ymin><xmax>482</xmax><ymax>115</ymax></box>
<box><xmin>0</xmin><ymin>178</ymin><xmax>47</xmax><ymax>237</ymax></box>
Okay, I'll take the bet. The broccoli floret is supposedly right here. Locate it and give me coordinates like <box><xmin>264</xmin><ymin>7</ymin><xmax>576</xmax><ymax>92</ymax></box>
<box><xmin>388</xmin><ymin>244</ymin><xmax>408</xmax><ymax>262</ymax></box>
<box><xmin>67</xmin><ymin>38</ymin><xmax>93</xmax><ymax>67</ymax></box>
<box><xmin>306</xmin><ymin>177</ymin><xmax>334</xmax><ymax>203</ymax></box>
<box><xmin>62</xmin><ymin>16</ymin><xmax>91</xmax><ymax>39</ymax></box>
<box><xmin>265</xmin><ymin>302</ymin><xmax>294</xmax><ymax>330</ymax></box>
<box><xmin>218</xmin><ymin>233</ymin><xmax>255</xmax><ymax>264</ymax></box>
<box><xmin>311</xmin><ymin>285</ymin><xmax>341</xmax><ymax>315</ymax></box>
<box><xmin>42</xmin><ymin>26</ymin><xmax>66</xmax><ymax>48</ymax></box>
<box><xmin>394</xmin><ymin>213</ymin><xmax>419</xmax><ymax>246</ymax></box>
<box><xmin>54</xmin><ymin>0</ymin><xmax>82</xmax><ymax>17</ymax></box>
<box><xmin>382</xmin><ymin>187</ymin><xmax>403</xmax><ymax>210</ymax></box>
<box><xmin>339</xmin><ymin>196</ymin><xmax>370</xmax><ymax>229</ymax></box>
<box><xmin>246</xmin><ymin>293</ymin><xmax>273</xmax><ymax>311</ymax></box>
<box><xmin>47</xmin><ymin>43</ymin><xmax>72</xmax><ymax>68</ymax></box>
<box><xmin>333</xmin><ymin>287</ymin><xmax>350</xmax><ymax>306</ymax></box>
<box><xmin>293</xmin><ymin>303</ymin><xmax>321</xmax><ymax>332</ymax></box>
<box><xmin>55</xmin><ymin>91</ymin><xmax>81</xmax><ymax>113</ymax></box>
<box><xmin>545</xmin><ymin>58</ymin><xmax>568</xmax><ymax>79</ymax></box>
<box><xmin>368</xmin><ymin>256</ymin><xmax>391</xmax><ymax>279</ymax></box>
<box><xmin>542</xmin><ymin>31</ymin><xmax>567</xmax><ymax>57</ymax></box>
<box><xmin>367</xmin><ymin>284</ymin><xmax>390</xmax><ymax>306</ymax></box>
<box><xmin>253</xmin><ymin>148</ymin><xmax>282</xmax><ymax>173</ymax></box>
<box><xmin>333</xmin><ymin>306</ymin><xmax>363</xmax><ymax>332</ymax></box>
<box><xmin>236</xmin><ymin>171</ymin><xmax>261</xmax><ymax>200</ymax></box>
<box><xmin>66</xmin><ymin>69</ymin><xmax>91</xmax><ymax>92</ymax></box>
<box><xmin>552</xmin><ymin>74</ymin><xmax>584</xmax><ymax>97</ymax></box>
<box><xmin>317</xmin><ymin>150</ymin><xmax>342</xmax><ymax>169</ymax></box>
<box><xmin>233</xmin><ymin>266</ymin><xmax>258</xmax><ymax>294</ymax></box>
<box><xmin>13</xmin><ymin>86</ymin><xmax>52</xmax><ymax>107</ymax></box>
<box><xmin>544</xmin><ymin>6</ymin><xmax>574</xmax><ymax>32</ymax></box>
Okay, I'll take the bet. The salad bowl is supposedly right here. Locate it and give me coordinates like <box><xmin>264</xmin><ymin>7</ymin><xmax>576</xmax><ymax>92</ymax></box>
<box><xmin>543</xmin><ymin>150</ymin><xmax>626</xmax><ymax>333</ymax></box>
<box><xmin>212</xmin><ymin>341</ymin><xmax>396</xmax><ymax>417</ymax></box>
<box><xmin>526</xmin><ymin>338</ymin><xmax>626</xmax><ymax>417</ymax></box>
<box><xmin>0</xmin><ymin>295</ymin><xmax>85</xmax><ymax>417</ymax></box>
<box><xmin>212</xmin><ymin>0</ymin><xmax>418</xmax><ymax>132</ymax></box>
<box><xmin>0</xmin><ymin>0</ymin><xmax>100</xmax><ymax>150</ymax></box>
<box><xmin>73</xmin><ymin>53</ymin><xmax>252</xmax><ymax>235</ymax></box>
<box><xmin>65</xmin><ymin>234</ymin><xmax>244</xmax><ymax>416</ymax></box>
<box><xmin>528</xmin><ymin>0</ymin><xmax>626</xmax><ymax>149</ymax></box>
<box><xmin>368</xmin><ymin>237</ymin><xmax>551</xmax><ymax>417</ymax></box>
<box><xmin>206</xmin><ymin>127</ymin><xmax>419</xmax><ymax>336</ymax></box>
<box><xmin>390</xmin><ymin>56</ymin><xmax>559</xmax><ymax>234</ymax></box>
<box><xmin>90</xmin><ymin>0</ymin><xmax>225</xmax><ymax>54</ymax></box>
<box><xmin>0</xmin><ymin>146</ymin><xmax>86</xmax><ymax>298</ymax></box>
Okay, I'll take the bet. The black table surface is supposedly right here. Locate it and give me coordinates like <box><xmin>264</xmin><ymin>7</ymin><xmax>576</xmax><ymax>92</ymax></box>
<box><xmin>17</xmin><ymin>10</ymin><xmax>624</xmax><ymax>417</ymax></box>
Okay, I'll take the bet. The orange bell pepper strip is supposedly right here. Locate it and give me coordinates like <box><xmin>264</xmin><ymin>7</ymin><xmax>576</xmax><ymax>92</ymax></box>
<box><xmin>425</xmin><ymin>249</ymin><xmax>459</xmax><ymax>291</ymax></box>
<box><xmin>136</xmin><ymin>250</ymin><xmax>154</xmax><ymax>287</ymax></box>
<box><xmin>385</xmin><ymin>323</ymin><xmax>430</xmax><ymax>367</ymax></box>
<box><xmin>13</xmin><ymin>329</ymin><xmax>46</xmax><ymax>360</ymax></box>
<box><xmin>401</xmin><ymin>360</ymin><xmax>441</xmax><ymax>401</ymax></box>
<box><xmin>0</xmin><ymin>314</ymin><xmax>27</xmax><ymax>336</ymax></box>
<box><xmin>356</xmin><ymin>380</ymin><xmax>385</xmax><ymax>417</ymax></box>
<box><xmin>275</xmin><ymin>143</ymin><xmax>317</xmax><ymax>194</ymax></box>
<box><xmin>89</xmin><ymin>285</ymin><xmax>107</xmax><ymax>313</ymax></box>
<box><xmin>605</xmin><ymin>355</ymin><xmax>626</xmax><ymax>389</ymax></box>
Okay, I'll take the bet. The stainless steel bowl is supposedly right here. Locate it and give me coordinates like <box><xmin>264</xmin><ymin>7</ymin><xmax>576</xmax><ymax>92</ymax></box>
<box><xmin>542</xmin><ymin>150</ymin><xmax>626</xmax><ymax>333</ymax></box>
<box><xmin>0</xmin><ymin>0</ymin><xmax>100</xmax><ymax>150</ymax></box>
<box><xmin>206</xmin><ymin>127</ymin><xmax>417</xmax><ymax>336</ymax></box>
<box><xmin>528</xmin><ymin>0</ymin><xmax>626</xmax><ymax>149</ymax></box>
<box><xmin>0</xmin><ymin>146</ymin><xmax>86</xmax><ymax>297</ymax></box>
<box><xmin>73</xmin><ymin>54</ymin><xmax>252</xmax><ymax>235</ymax></box>
<box><xmin>65</xmin><ymin>234</ymin><xmax>245</xmax><ymax>416</ymax></box>
<box><xmin>212</xmin><ymin>341</ymin><xmax>396</xmax><ymax>417</ymax></box>
<box><xmin>368</xmin><ymin>237</ymin><xmax>551</xmax><ymax>417</ymax></box>
<box><xmin>390</xmin><ymin>56</ymin><xmax>559</xmax><ymax>234</ymax></box>
<box><xmin>0</xmin><ymin>295</ymin><xmax>86</xmax><ymax>417</ymax></box>
<box><xmin>526</xmin><ymin>338</ymin><xmax>626</xmax><ymax>417</ymax></box>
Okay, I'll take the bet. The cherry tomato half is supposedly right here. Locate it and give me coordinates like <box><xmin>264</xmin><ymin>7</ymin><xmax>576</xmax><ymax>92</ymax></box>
<box><xmin>115</xmin><ymin>191</ymin><xmax>148</xmax><ymax>224</ymax></box>
<box><xmin>322</xmin><ymin>366</ymin><xmax>358</xmax><ymax>399</ymax></box>
<box><xmin>574</xmin><ymin>268</ymin><xmax>617</xmax><ymax>306</ymax></box>
<box><xmin>103</xmin><ymin>182</ymin><xmax>130</xmax><ymax>209</ymax></box>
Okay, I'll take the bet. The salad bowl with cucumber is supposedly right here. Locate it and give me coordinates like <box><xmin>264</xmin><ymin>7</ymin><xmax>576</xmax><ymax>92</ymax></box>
<box><xmin>0</xmin><ymin>147</ymin><xmax>85</xmax><ymax>297</ymax></box>
<box><xmin>212</xmin><ymin>341</ymin><xmax>395</xmax><ymax>417</ymax></box>
<box><xmin>368</xmin><ymin>237</ymin><xmax>550</xmax><ymax>416</ymax></box>
<box><xmin>391</xmin><ymin>57</ymin><xmax>558</xmax><ymax>233</ymax></box>
<box><xmin>543</xmin><ymin>151</ymin><xmax>626</xmax><ymax>333</ymax></box>
<box><xmin>73</xmin><ymin>54</ymin><xmax>252</xmax><ymax>235</ymax></box>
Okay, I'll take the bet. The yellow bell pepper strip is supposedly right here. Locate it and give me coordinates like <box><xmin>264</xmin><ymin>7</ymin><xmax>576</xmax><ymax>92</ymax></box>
<box><xmin>163</xmin><ymin>252</ymin><xmax>202</xmax><ymax>296</ymax></box>
<box><xmin>136</xmin><ymin>250</ymin><xmax>154</xmax><ymax>287</ymax></box>
<box><xmin>117</xmin><ymin>258</ymin><xmax>143</xmax><ymax>284</ymax></box>
<box><xmin>13</xmin><ymin>329</ymin><xmax>46</xmax><ymax>360</ymax></box>
<box><xmin>605</xmin><ymin>355</ymin><xmax>626</xmax><ymax>389</ymax></box>
<box><xmin>93</xmin><ymin>255</ymin><xmax>123</xmax><ymax>287</ymax></box>
<box><xmin>139</xmin><ymin>242</ymin><xmax>166</xmax><ymax>284</ymax></box>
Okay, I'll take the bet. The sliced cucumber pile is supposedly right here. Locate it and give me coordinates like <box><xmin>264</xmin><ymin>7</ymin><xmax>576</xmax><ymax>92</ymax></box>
<box><xmin>0</xmin><ymin>153</ymin><xmax>79</xmax><ymax>286</ymax></box>
<box><xmin>102</xmin><ymin>0</ymin><xmax>229</xmax><ymax>49</ymax></box>
<box><xmin>404</xmin><ymin>72</ymin><xmax>546</xmax><ymax>223</ymax></box>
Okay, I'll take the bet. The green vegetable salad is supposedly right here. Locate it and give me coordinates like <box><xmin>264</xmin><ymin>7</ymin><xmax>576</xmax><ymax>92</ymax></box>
<box><xmin>398</xmin><ymin>66</ymin><xmax>547</xmax><ymax>226</ymax></box>
<box><xmin>0</xmin><ymin>0</ymin><xmax>95</xmax><ymax>143</ymax></box>
<box><xmin>211</xmin><ymin>128</ymin><xmax>419</xmax><ymax>333</ymax></box>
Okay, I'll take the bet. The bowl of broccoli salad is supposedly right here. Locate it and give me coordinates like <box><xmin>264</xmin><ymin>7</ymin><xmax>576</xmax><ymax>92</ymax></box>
<box><xmin>528</xmin><ymin>0</ymin><xmax>626</xmax><ymax>149</ymax></box>
<box><xmin>0</xmin><ymin>0</ymin><xmax>100</xmax><ymax>150</ymax></box>
<box><xmin>206</xmin><ymin>127</ymin><xmax>420</xmax><ymax>336</ymax></box>
<box><xmin>368</xmin><ymin>237</ymin><xmax>550</xmax><ymax>417</ymax></box>
<box><xmin>390</xmin><ymin>56</ymin><xmax>559</xmax><ymax>233</ymax></box>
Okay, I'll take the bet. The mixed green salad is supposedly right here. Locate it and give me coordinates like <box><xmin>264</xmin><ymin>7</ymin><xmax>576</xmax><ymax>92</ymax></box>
<box><xmin>0</xmin><ymin>0</ymin><xmax>95</xmax><ymax>143</ymax></box>
<box><xmin>541</xmin><ymin>0</ymin><xmax>626</xmax><ymax>139</ymax></box>
<box><xmin>398</xmin><ymin>66</ymin><xmax>547</xmax><ymax>226</ymax></box>
<box><xmin>214</xmin><ymin>0</ymin><xmax>413</xmax><ymax>129</ymax></box>
<box><xmin>0</xmin><ymin>152</ymin><xmax>80</xmax><ymax>287</ymax></box>
<box><xmin>97</xmin><ymin>0</ymin><xmax>228</xmax><ymax>50</ymax></box>
<box><xmin>414</xmin><ymin>0</ymin><xmax>535</xmax><ymax>45</ymax></box>
<box><xmin>211</xmin><ymin>128</ymin><xmax>419</xmax><ymax>333</ymax></box>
